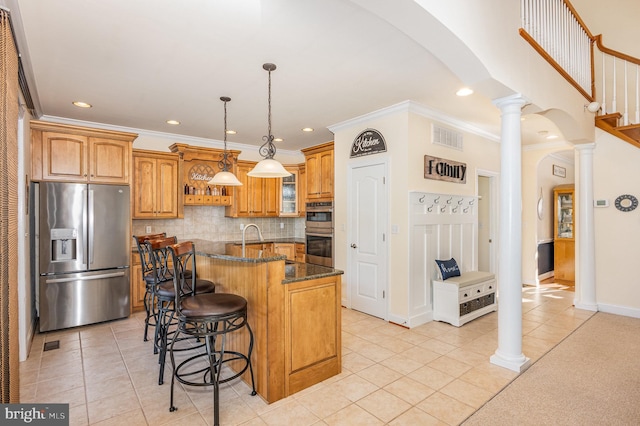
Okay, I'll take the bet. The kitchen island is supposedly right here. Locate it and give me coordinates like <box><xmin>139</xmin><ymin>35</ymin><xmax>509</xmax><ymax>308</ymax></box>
<box><xmin>191</xmin><ymin>239</ymin><xmax>343</xmax><ymax>404</ymax></box>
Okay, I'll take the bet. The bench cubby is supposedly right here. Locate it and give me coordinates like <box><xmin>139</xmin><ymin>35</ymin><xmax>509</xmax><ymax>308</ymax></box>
<box><xmin>433</xmin><ymin>271</ymin><xmax>496</xmax><ymax>327</ymax></box>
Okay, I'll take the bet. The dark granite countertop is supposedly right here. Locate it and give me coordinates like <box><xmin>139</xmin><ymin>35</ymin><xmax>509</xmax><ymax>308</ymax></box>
<box><xmin>189</xmin><ymin>238</ymin><xmax>343</xmax><ymax>283</ymax></box>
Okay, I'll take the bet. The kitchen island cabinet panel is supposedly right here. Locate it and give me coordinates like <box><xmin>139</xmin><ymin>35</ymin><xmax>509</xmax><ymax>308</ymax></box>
<box><xmin>196</xmin><ymin>248</ymin><xmax>341</xmax><ymax>403</ymax></box>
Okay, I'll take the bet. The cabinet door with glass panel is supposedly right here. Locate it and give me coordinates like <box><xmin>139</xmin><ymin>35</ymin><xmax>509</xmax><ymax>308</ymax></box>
<box><xmin>553</xmin><ymin>184</ymin><xmax>575</xmax><ymax>284</ymax></box>
<box><xmin>554</xmin><ymin>185</ymin><xmax>574</xmax><ymax>240</ymax></box>
<box><xmin>279</xmin><ymin>167</ymin><xmax>299</xmax><ymax>217</ymax></box>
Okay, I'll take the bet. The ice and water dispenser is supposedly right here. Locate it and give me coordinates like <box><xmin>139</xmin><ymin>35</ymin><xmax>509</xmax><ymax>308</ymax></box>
<box><xmin>50</xmin><ymin>228</ymin><xmax>78</xmax><ymax>262</ymax></box>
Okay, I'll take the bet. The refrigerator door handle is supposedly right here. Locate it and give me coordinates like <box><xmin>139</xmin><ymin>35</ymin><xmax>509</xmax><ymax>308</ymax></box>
<box><xmin>45</xmin><ymin>271</ymin><xmax>126</xmax><ymax>284</ymax></box>
<box><xmin>82</xmin><ymin>189</ymin><xmax>89</xmax><ymax>270</ymax></box>
<box><xmin>88</xmin><ymin>189</ymin><xmax>95</xmax><ymax>265</ymax></box>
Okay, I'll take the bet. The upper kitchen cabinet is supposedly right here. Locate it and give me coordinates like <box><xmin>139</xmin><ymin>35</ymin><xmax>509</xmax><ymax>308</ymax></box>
<box><xmin>170</xmin><ymin>143</ymin><xmax>240</xmax><ymax>212</ymax></box>
<box><xmin>279</xmin><ymin>166</ymin><xmax>302</xmax><ymax>217</ymax></box>
<box><xmin>132</xmin><ymin>150</ymin><xmax>179</xmax><ymax>219</ymax></box>
<box><xmin>31</xmin><ymin>120</ymin><xmax>136</xmax><ymax>184</ymax></box>
<box><xmin>302</xmin><ymin>141</ymin><xmax>334</xmax><ymax>201</ymax></box>
<box><xmin>225</xmin><ymin>160</ymin><xmax>279</xmax><ymax>218</ymax></box>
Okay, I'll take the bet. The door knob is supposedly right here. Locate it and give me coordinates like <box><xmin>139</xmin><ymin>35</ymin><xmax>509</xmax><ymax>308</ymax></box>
<box><xmin>350</xmin><ymin>243</ymin><xmax>357</xmax><ymax>248</ymax></box>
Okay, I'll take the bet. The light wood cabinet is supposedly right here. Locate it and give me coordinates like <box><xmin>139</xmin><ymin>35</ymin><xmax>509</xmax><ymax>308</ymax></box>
<box><xmin>298</xmin><ymin>165</ymin><xmax>306</xmax><ymax>217</ymax></box>
<box><xmin>295</xmin><ymin>242</ymin><xmax>306</xmax><ymax>263</ymax></box>
<box><xmin>132</xmin><ymin>150</ymin><xmax>179</xmax><ymax>219</ymax></box>
<box><xmin>169</xmin><ymin>143</ymin><xmax>241</xmax><ymax>214</ymax></box>
<box><xmin>302</xmin><ymin>142</ymin><xmax>334</xmax><ymax>201</ymax></box>
<box><xmin>31</xmin><ymin>120</ymin><xmax>136</xmax><ymax>184</ymax></box>
<box><xmin>130</xmin><ymin>253</ymin><xmax>145</xmax><ymax>313</ymax></box>
<box><xmin>553</xmin><ymin>184</ymin><xmax>575</xmax><ymax>284</ymax></box>
<box><xmin>279</xmin><ymin>165</ymin><xmax>307</xmax><ymax>217</ymax></box>
<box><xmin>225</xmin><ymin>160</ymin><xmax>279</xmax><ymax>217</ymax></box>
<box><xmin>274</xmin><ymin>243</ymin><xmax>295</xmax><ymax>261</ymax></box>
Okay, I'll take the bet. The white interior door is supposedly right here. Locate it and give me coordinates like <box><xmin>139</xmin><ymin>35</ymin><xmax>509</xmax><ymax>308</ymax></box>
<box><xmin>477</xmin><ymin>172</ymin><xmax>497</xmax><ymax>273</ymax></box>
<box><xmin>349</xmin><ymin>162</ymin><xmax>388</xmax><ymax>319</ymax></box>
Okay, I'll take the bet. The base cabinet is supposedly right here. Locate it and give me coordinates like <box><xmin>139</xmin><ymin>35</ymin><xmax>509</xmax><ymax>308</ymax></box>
<box><xmin>130</xmin><ymin>254</ymin><xmax>145</xmax><ymax>313</ymax></box>
<box><xmin>433</xmin><ymin>272</ymin><xmax>496</xmax><ymax>327</ymax></box>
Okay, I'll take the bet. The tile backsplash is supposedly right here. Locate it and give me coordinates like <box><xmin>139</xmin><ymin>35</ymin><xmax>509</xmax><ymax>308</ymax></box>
<box><xmin>132</xmin><ymin>206</ymin><xmax>305</xmax><ymax>242</ymax></box>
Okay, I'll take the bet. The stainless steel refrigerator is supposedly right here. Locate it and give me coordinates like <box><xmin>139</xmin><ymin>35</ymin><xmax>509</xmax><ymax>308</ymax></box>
<box><xmin>32</xmin><ymin>182</ymin><xmax>131</xmax><ymax>332</ymax></box>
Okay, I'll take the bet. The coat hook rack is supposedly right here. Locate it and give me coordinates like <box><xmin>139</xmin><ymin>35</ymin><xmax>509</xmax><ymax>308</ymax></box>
<box><xmin>447</xmin><ymin>197</ymin><xmax>452</xmax><ymax>204</ymax></box>
<box><xmin>418</xmin><ymin>195</ymin><xmax>425</xmax><ymax>203</ymax></box>
<box><xmin>434</xmin><ymin>196</ymin><xmax>440</xmax><ymax>203</ymax></box>
<box><xmin>428</xmin><ymin>205</ymin><xmax>434</xmax><ymax>212</ymax></box>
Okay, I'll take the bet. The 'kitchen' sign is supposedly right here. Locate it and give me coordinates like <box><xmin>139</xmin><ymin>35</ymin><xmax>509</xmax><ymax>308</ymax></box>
<box><xmin>350</xmin><ymin>129</ymin><xmax>387</xmax><ymax>158</ymax></box>
<box><xmin>424</xmin><ymin>155</ymin><xmax>467</xmax><ymax>184</ymax></box>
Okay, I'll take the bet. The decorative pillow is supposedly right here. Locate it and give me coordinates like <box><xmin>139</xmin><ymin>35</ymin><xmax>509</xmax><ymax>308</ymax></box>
<box><xmin>435</xmin><ymin>258</ymin><xmax>461</xmax><ymax>280</ymax></box>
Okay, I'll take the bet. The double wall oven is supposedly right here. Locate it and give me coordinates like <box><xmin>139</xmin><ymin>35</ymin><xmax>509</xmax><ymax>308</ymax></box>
<box><xmin>305</xmin><ymin>201</ymin><xmax>333</xmax><ymax>267</ymax></box>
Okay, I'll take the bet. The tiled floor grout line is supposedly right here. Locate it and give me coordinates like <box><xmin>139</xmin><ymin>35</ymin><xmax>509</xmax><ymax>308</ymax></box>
<box><xmin>21</xmin><ymin>285</ymin><xmax>584</xmax><ymax>425</ymax></box>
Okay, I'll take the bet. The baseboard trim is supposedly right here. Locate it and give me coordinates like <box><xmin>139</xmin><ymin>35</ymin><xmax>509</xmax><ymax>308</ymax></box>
<box><xmin>598</xmin><ymin>303</ymin><xmax>640</xmax><ymax>319</ymax></box>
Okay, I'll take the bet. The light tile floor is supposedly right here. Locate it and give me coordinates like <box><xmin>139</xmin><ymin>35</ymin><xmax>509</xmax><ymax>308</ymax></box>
<box><xmin>19</xmin><ymin>283</ymin><xmax>594</xmax><ymax>425</ymax></box>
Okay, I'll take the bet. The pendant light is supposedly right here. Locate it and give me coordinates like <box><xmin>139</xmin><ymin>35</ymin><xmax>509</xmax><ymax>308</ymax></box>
<box><xmin>209</xmin><ymin>96</ymin><xmax>243</xmax><ymax>186</ymax></box>
<box><xmin>247</xmin><ymin>63</ymin><xmax>292</xmax><ymax>178</ymax></box>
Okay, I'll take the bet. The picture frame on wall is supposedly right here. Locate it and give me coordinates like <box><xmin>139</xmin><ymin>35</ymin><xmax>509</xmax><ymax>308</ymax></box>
<box><xmin>553</xmin><ymin>164</ymin><xmax>566</xmax><ymax>178</ymax></box>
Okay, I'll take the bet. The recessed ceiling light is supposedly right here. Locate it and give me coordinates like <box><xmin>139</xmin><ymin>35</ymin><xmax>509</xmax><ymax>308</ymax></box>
<box><xmin>226</xmin><ymin>129</ymin><xmax>236</xmax><ymax>135</ymax></box>
<box><xmin>546</xmin><ymin>134</ymin><xmax>558</xmax><ymax>140</ymax></box>
<box><xmin>302</xmin><ymin>127</ymin><xmax>314</xmax><ymax>132</ymax></box>
<box><xmin>274</xmin><ymin>137</ymin><xmax>284</xmax><ymax>142</ymax></box>
<box><xmin>72</xmin><ymin>101</ymin><xmax>92</xmax><ymax>108</ymax></box>
<box><xmin>456</xmin><ymin>87</ymin><xmax>473</xmax><ymax>97</ymax></box>
<box><xmin>166</xmin><ymin>120</ymin><xmax>180</xmax><ymax>125</ymax></box>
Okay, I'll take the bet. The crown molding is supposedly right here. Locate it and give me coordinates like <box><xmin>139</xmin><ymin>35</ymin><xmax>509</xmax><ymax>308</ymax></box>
<box><xmin>328</xmin><ymin>100</ymin><xmax>500</xmax><ymax>142</ymax></box>
<box><xmin>38</xmin><ymin>115</ymin><xmax>301</xmax><ymax>156</ymax></box>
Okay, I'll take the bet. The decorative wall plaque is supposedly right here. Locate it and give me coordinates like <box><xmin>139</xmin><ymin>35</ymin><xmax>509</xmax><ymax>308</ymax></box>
<box><xmin>424</xmin><ymin>155</ymin><xmax>467</xmax><ymax>184</ymax></box>
<box><xmin>350</xmin><ymin>129</ymin><xmax>387</xmax><ymax>158</ymax></box>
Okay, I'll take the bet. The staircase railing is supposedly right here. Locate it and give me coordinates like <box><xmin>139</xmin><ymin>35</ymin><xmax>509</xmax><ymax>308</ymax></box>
<box><xmin>519</xmin><ymin>0</ymin><xmax>594</xmax><ymax>101</ymax></box>
<box><xmin>520</xmin><ymin>0</ymin><xmax>640</xmax><ymax>129</ymax></box>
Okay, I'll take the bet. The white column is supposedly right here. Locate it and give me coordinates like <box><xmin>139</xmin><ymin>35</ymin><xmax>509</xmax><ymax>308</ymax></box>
<box><xmin>574</xmin><ymin>144</ymin><xmax>598</xmax><ymax>310</ymax></box>
<box><xmin>490</xmin><ymin>94</ymin><xmax>531</xmax><ymax>373</ymax></box>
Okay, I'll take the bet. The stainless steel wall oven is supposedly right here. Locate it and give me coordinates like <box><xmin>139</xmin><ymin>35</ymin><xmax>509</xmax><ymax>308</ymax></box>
<box><xmin>305</xmin><ymin>201</ymin><xmax>333</xmax><ymax>267</ymax></box>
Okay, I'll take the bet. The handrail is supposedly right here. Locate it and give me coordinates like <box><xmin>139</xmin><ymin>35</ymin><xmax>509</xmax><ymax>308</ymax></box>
<box><xmin>520</xmin><ymin>0</ymin><xmax>640</xmax><ymax>129</ymax></box>
<box><xmin>594</xmin><ymin>35</ymin><xmax>640</xmax><ymax>67</ymax></box>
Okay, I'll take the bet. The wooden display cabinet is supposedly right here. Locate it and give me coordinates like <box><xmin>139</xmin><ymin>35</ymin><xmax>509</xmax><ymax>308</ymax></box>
<box><xmin>302</xmin><ymin>141</ymin><xmax>334</xmax><ymax>201</ymax></box>
<box><xmin>31</xmin><ymin>120</ymin><xmax>136</xmax><ymax>184</ymax></box>
<box><xmin>553</xmin><ymin>184</ymin><xmax>575</xmax><ymax>284</ymax></box>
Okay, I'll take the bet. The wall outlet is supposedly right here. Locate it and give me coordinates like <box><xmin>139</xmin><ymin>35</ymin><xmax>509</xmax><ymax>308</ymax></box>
<box><xmin>240</xmin><ymin>223</ymin><xmax>244</xmax><ymax>230</ymax></box>
<box><xmin>145</xmin><ymin>225</ymin><xmax>152</xmax><ymax>233</ymax></box>
<box><xmin>280</xmin><ymin>222</ymin><xmax>284</xmax><ymax>229</ymax></box>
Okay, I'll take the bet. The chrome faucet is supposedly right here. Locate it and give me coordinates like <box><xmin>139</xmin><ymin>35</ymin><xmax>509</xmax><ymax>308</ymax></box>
<box><xmin>242</xmin><ymin>223</ymin><xmax>264</xmax><ymax>257</ymax></box>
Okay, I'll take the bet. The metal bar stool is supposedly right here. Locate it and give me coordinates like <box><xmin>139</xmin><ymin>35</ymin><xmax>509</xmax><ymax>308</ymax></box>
<box><xmin>132</xmin><ymin>233</ymin><xmax>166</xmax><ymax>343</ymax></box>
<box><xmin>148</xmin><ymin>237</ymin><xmax>216</xmax><ymax>385</ymax></box>
<box><xmin>167</xmin><ymin>241</ymin><xmax>256</xmax><ymax>426</ymax></box>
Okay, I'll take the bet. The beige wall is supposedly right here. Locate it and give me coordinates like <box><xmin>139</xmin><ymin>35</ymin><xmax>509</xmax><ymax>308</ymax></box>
<box><xmin>593</xmin><ymin>130</ymin><xmax>640</xmax><ymax>314</ymax></box>
<box><xmin>522</xmin><ymin>146</ymin><xmax>575</xmax><ymax>285</ymax></box>
<box><xmin>333</xmin><ymin>103</ymin><xmax>500</xmax><ymax>322</ymax></box>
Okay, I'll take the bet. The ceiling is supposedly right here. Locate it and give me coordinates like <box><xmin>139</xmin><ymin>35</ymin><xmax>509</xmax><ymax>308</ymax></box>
<box><xmin>5</xmin><ymin>0</ymin><xmax>616</xmax><ymax>155</ymax></box>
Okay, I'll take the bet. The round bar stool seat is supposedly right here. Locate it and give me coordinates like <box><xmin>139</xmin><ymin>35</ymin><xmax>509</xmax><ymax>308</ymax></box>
<box><xmin>169</xmin><ymin>292</ymin><xmax>256</xmax><ymax>426</ymax></box>
<box><xmin>167</xmin><ymin>241</ymin><xmax>255</xmax><ymax>426</ymax></box>
<box><xmin>148</xmin><ymin>238</ymin><xmax>216</xmax><ymax>385</ymax></box>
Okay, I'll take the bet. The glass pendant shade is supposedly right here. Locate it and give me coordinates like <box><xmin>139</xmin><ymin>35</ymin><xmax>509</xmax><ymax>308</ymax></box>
<box><xmin>247</xmin><ymin>158</ymin><xmax>291</xmax><ymax>177</ymax></box>
<box><xmin>208</xmin><ymin>170</ymin><xmax>242</xmax><ymax>186</ymax></box>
